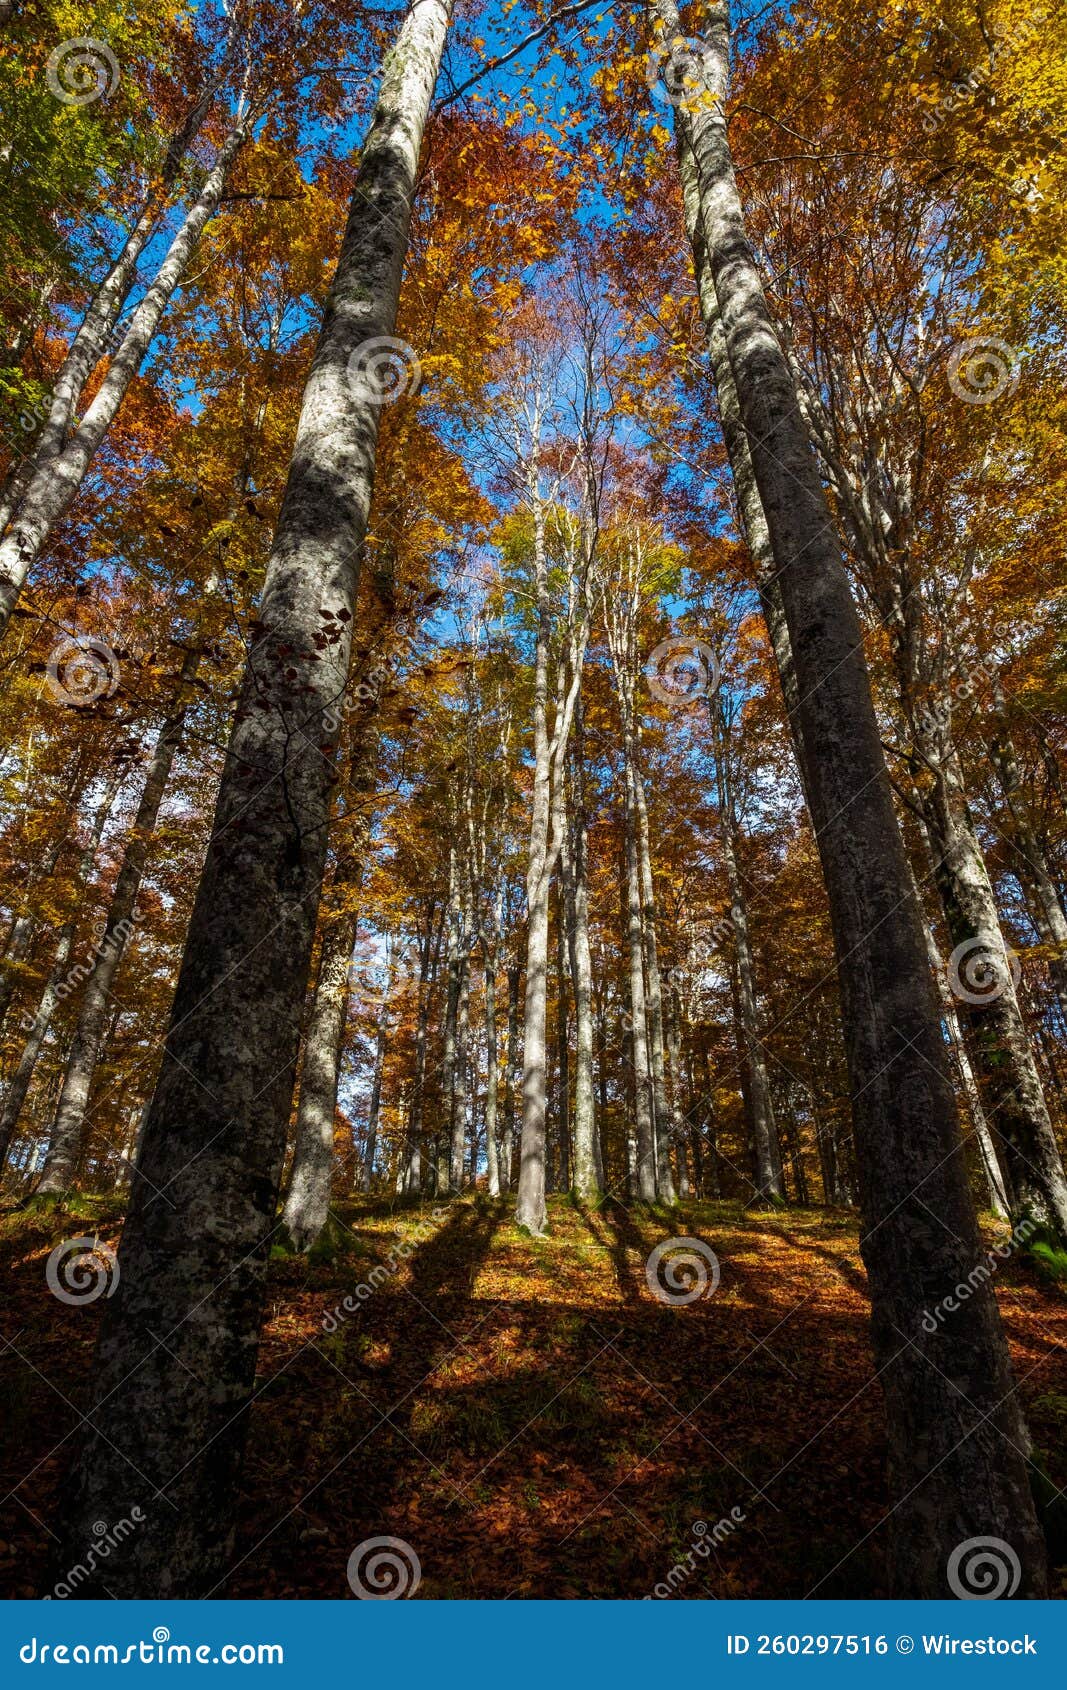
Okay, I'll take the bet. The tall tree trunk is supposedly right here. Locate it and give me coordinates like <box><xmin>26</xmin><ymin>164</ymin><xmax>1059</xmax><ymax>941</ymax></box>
<box><xmin>48</xmin><ymin>0</ymin><xmax>453</xmax><ymax>1597</ymax></box>
<box><xmin>989</xmin><ymin>694</ymin><xmax>1067</xmax><ymax>1025</ymax></box>
<box><xmin>442</xmin><ymin>843</ymin><xmax>463</xmax><ymax>1192</ymax></box>
<box><xmin>484</xmin><ymin>938</ymin><xmax>501</xmax><ymax>1197</ymax></box>
<box><xmin>622</xmin><ymin>756</ymin><xmax>657</xmax><ymax>1201</ymax></box>
<box><xmin>0</xmin><ymin>825</ymin><xmax>70</xmax><ymax>1034</ymax></box>
<box><xmin>665</xmin><ymin>976</ymin><xmax>689</xmax><ymax>1198</ymax></box>
<box><xmin>361</xmin><ymin>988</ymin><xmax>390</xmax><ymax>1195</ymax></box>
<box><xmin>282</xmin><ymin>910</ymin><xmax>357</xmax><ymax>1249</ymax></box>
<box><xmin>501</xmin><ymin>961</ymin><xmax>521</xmax><ymax>1192</ymax></box>
<box><xmin>554</xmin><ymin>877</ymin><xmax>571</xmax><ymax>1191</ymax></box>
<box><xmin>0</xmin><ymin>121</ymin><xmax>249</xmax><ymax>634</ymax></box>
<box><xmin>0</xmin><ymin>55</ymin><xmax>234</xmax><ymax>535</ymax></box>
<box><xmin>452</xmin><ymin>938</ymin><xmax>471</xmax><ymax>1190</ymax></box>
<box><xmin>653</xmin><ymin>0</ymin><xmax>1045</xmax><ymax>1594</ymax></box>
<box><xmin>916</xmin><ymin>748</ymin><xmax>1067</xmax><ymax>1240</ymax></box>
<box><xmin>675</xmin><ymin>133</ymin><xmax>812</xmax><ymax>807</ymax></box>
<box><xmin>36</xmin><ymin>648</ymin><xmax>201</xmax><ymax>1194</ymax></box>
<box><xmin>282</xmin><ymin>632</ymin><xmax>387</xmax><ymax>1243</ymax></box>
<box><xmin>710</xmin><ymin>700</ymin><xmax>785</xmax><ymax>1202</ymax></box>
<box><xmin>632</xmin><ymin>744</ymin><xmax>676</xmax><ymax>1202</ymax></box>
<box><xmin>408</xmin><ymin>908</ymin><xmax>442</xmax><ymax>1197</ymax></box>
<box><xmin>564</xmin><ymin>713</ymin><xmax>598</xmax><ymax>1199</ymax></box>
<box><xmin>516</xmin><ymin>495</ymin><xmax>554</xmax><ymax>1233</ymax></box>
<box><xmin>927</xmin><ymin>929</ymin><xmax>1010</xmax><ymax>1219</ymax></box>
<box><xmin>0</xmin><ymin>787</ymin><xmax>117</xmax><ymax>1170</ymax></box>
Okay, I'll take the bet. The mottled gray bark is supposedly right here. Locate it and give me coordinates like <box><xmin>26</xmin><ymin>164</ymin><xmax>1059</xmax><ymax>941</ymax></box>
<box><xmin>710</xmin><ymin>697</ymin><xmax>785</xmax><ymax>1202</ymax></box>
<box><xmin>676</xmin><ymin>132</ymin><xmax>812</xmax><ymax>807</ymax></box>
<box><xmin>407</xmin><ymin>907</ymin><xmax>443</xmax><ymax>1196</ymax></box>
<box><xmin>654</xmin><ymin>0</ymin><xmax>1045</xmax><ymax>1595</ymax></box>
<box><xmin>926</xmin><ymin>927</ymin><xmax>1009</xmax><ymax>1218</ymax></box>
<box><xmin>622</xmin><ymin>756</ymin><xmax>657</xmax><ymax>1202</ymax></box>
<box><xmin>563</xmin><ymin>714</ymin><xmax>598</xmax><ymax>1200</ymax></box>
<box><xmin>484</xmin><ymin>939</ymin><xmax>501</xmax><ymax>1197</ymax></box>
<box><xmin>501</xmin><ymin>961</ymin><xmax>521</xmax><ymax>1192</ymax></box>
<box><xmin>914</xmin><ymin>736</ymin><xmax>1067</xmax><ymax>1241</ymax></box>
<box><xmin>516</xmin><ymin>490</ymin><xmax>554</xmax><ymax>1233</ymax></box>
<box><xmin>282</xmin><ymin>910</ymin><xmax>357</xmax><ymax>1248</ymax></box>
<box><xmin>361</xmin><ymin>990</ymin><xmax>390</xmax><ymax>1194</ymax></box>
<box><xmin>48</xmin><ymin>0</ymin><xmax>453</xmax><ymax>1596</ymax></box>
<box><xmin>632</xmin><ymin>746</ymin><xmax>676</xmax><ymax>1202</ymax></box>
<box><xmin>989</xmin><ymin>694</ymin><xmax>1067</xmax><ymax>1025</ymax></box>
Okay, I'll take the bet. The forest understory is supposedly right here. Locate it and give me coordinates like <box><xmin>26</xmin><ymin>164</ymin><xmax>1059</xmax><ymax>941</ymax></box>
<box><xmin>2</xmin><ymin>1193</ymin><xmax>1066</xmax><ymax>1600</ymax></box>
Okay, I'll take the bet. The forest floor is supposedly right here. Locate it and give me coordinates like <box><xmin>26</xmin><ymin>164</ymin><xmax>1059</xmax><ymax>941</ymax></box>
<box><xmin>1</xmin><ymin>1192</ymin><xmax>1066</xmax><ymax>1599</ymax></box>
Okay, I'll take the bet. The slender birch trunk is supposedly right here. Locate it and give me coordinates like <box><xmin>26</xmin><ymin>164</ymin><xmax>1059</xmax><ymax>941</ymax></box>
<box><xmin>283</xmin><ymin>656</ymin><xmax>387</xmax><ymax>1244</ymax></box>
<box><xmin>0</xmin><ymin>780</ymin><xmax>119</xmax><ymax>1172</ymax></box>
<box><xmin>515</xmin><ymin>474</ymin><xmax>556</xmax><ymax>1232</ymax></box>
<box><xmin>0</xmin><ymin>74</ymin><xmax>232</xmax><ymax>534</ymax></box>
<box><xmin>563</xmin><ymin>710</ymin><xmax>598</xmax><ymax>1199</ymax></box>
<box><xmin>281</xmin><ymin>910</ymin><xmax>358</xmax><ymax>1248</ymax></box>
<box><xmin>652</xmin><ymin>0</ymin><xmax>1045</xmax><ymax>1593</ymax></box>
<box><xmin>49</xmin><ymin>0</ymin><xmax>453</xmax><ymax>1596</ymax></box>
<box><xmin>361</xmin><ymin>985</ymin><xmax>391</xmax><ymax>1194</ymax></box>
<box><xmin>484</xmin><ymin>936</ymin><xmax>501</xmax><ymax>1197</ymax></box>
<box><xmin>926</xmin><ymin>929</ymin><xmax>1010</xmax><ymax>1218</ymax></box>
<box><xmin>407</xmin><ymin>908</ymin><xmax>442</xmax><ymax>1197</ymax></box>
<box><xmin>632</xmin><ymin>743</ymin><xmax>676</xmax><ymax>1202</ymax></box>
<box><xmin>622</xmin><ymin>755</ymin><xmax>657</xmax><ymax>1201</ymax></box>
<box><xmin>501</xmin><ymin>960</ymin><xmax>521</xmax><ymax>1192</ymax></box>
<box><xmin>709</xmin><ymin>698</ymin><xmax>785</xmax><ymax>1201</ymax></box>
<box><xmin>989</xmin><ymin>694</ymin><xmax>1067</xmax><ymax>1025</ymax></box>
<box><xmin>0</xmin><ymin>828</ymin><xmax>69</xmax><ymax>1033</ymax></box>
<box><xmin>36</xmin><ymin>648</ymin><xmax>200</xmax><ymax>1194</ymax></box>
<box><xmin>554</xmin><ymin>876</ymin><xmax>571</xmax><ymax>1191</ymax></box>
<box><xmin>0</xmin><ymin>121</ymin><xmax>250</xmax><ymax>633</ymax></box>
<box><xmin>913</xmin><ymin>745</ymin><xmax>1067</xmax><ymax>1240</ymax></box>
